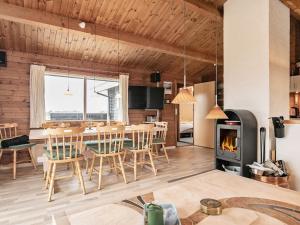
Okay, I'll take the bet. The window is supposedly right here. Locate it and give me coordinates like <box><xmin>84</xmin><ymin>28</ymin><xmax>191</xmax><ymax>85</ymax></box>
<box><xmin>86</xmin><ymin>79</ymin><xmax>119</xmax><ymax>120</ymax></box>
<box><xmin>44</xmin><ymin>72</ymin><xmax>119</xmax><ymax>121</ymax></box>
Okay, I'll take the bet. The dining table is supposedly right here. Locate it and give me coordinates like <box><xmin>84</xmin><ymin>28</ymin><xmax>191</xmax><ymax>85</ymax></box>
<box><xmin>29</xmin><ymin>126</ymin><xmax>161</xmax><ymax>141</ymax></box>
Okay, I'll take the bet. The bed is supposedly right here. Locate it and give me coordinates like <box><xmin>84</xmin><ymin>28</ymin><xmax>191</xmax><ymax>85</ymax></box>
<box><xmin>180</xmin><ymin>121</ymin><xmax>193</xmax><ymax>138</ymax></box>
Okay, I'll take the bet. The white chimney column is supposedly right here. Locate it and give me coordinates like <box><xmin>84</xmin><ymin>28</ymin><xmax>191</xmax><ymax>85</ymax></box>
<box><xmin>224</xmin><ymin>0</ymin><xmax>290</xmax><ymax>161</ymax></box>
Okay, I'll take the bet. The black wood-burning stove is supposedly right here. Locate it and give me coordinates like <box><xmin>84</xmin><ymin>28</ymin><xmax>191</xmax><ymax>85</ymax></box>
<box><xmin>215</xmin><ymin>109</ymin><xmax>257</xmax><ymax>177</ymax></box>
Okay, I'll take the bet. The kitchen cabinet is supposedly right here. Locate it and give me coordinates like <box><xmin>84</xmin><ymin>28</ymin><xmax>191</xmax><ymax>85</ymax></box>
<box><xmin>290</xmin><ymin>75</ymin><xmax>300</xmax><ymax>92</ymax></box>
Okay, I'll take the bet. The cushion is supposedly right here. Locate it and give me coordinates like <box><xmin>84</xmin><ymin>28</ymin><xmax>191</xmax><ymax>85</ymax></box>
<box><xmin>85</xmin><ymin>138</ymin><xmax>132</xmax><ymax>147</ymax></box>
<box><xmin>84</xmin><ymin>140</ymin><xmax>99</xmax><ymax>146</ymax></box>
<box><xmin>6</xmin><ymin>143</ymin><xmax>36</xmax><ymax>150</ymax></box>
<box><xmin>0</xmin><ymin>135</ymin><xmax>30</xmax><ymax>148</ymax></box>
<box><xmin>44</xmin><ymin>147</ymin><xmax>81</xmax><ymax>160</ymax></box>
<box><xmin>87</xmin><ymin>142</ymin><xmax>122</xmax><ymax>154</ymax></box>
<box><xmin>153</xmin><ymin>138</ymin><xmax>165</xmax><ymax>144</ymax></box>
<box><xmin>43</xmin><ymin>143</ymin><xmax>72</xmax><ymax>150</ymax></box>
<box><xmin>123</xmin><ymin>140</ymin><xmax>151</xmax><ymax>150</ymax></box>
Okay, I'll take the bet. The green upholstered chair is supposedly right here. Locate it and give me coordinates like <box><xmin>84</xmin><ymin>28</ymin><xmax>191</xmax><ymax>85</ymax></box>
<box><xmin>123</xmin><ymin>124</ymin><xmax>157</xmax><ymax>181</ymax></box>
<box><xmin>45</xmin><ymin>127</ymin><xmax>86</xmax><ymax>202</ymax></box>
<box><xmin>0</xmin><ymin>123</ymin><xmax>37</xmax><ymax>180</ymax></box>
<box><xmin>87</xmin><ymin>125</ymin><xmax>127</xmax><ymax>190</ymax></box>
<box><xmin>152</xmin><ymin>122</ymin><xmax>169</xmax><ymax>163</ymax></box>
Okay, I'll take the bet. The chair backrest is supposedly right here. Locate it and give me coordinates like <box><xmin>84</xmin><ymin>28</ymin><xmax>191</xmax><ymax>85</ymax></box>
<box><xmin>94</xmin><ymin>125</ymin><xmax>125</xmax><ymax>155</ymax></box>
<box><xmin>129</xmin><ymin>124</ymin><xmax>154</xmax><ymax>151</ymax></box>
<box><xmin>154</xmin><ymin>122</ymin><xmax>168</xmax><ymax>143</ymax></box>
<box><xmin>47</xmin><ymin>127</ymin><xmax>85</xmax><ymax>161</ymax></box>
<box><xmin>0</xmin><ymin>123</ymin><xmax>18</xmax><ymax>139</ymax></box>
<box><xmin>81</xmin><ymin>121</ymin><xmax>105</xmax><ymax>129</ymax></box>
<box><xmin>42</xmin><ymin>122</ymin><xmax>71</xmax><ymax>129</ymax></box>
<box><xmin>154</xmin><ymin>122</ymin><xmax>168</xmax><ymax>129</ymax></box>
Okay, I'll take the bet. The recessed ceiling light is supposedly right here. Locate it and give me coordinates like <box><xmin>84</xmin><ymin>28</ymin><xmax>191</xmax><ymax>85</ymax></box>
<box><xmin>79</xmin><ymin>21</ymin><xmax>86</xmax><ymax>29</ymax></box>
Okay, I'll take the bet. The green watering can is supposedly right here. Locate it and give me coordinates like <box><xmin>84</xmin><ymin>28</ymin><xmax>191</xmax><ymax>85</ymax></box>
<box><xmin>146</xmin><ymin>203</ymin><xmax>164</xmax><ymax>225</ymax></box>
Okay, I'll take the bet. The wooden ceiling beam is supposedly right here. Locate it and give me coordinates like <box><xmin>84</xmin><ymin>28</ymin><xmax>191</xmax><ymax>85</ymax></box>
<box><xmin>3</xmin><ymin>50</ymin><xmax>152</xmax><ymax>76</ymax></box>
<box><xmin>0</xmin><ymin>1</ymin><xmax>217</xmax><ymax>64</ymax></box>
<box><xmin>281</xmin><ymin>0</ymin><xmax>300</xmax><ymax>20</ymax></box>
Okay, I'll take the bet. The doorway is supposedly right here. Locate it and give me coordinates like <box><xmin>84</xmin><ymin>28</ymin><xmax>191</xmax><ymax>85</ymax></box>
<box><xmin>177</xmin><ymin>86</ymin><xmax>194</xmax><ymax>146</ymax></box>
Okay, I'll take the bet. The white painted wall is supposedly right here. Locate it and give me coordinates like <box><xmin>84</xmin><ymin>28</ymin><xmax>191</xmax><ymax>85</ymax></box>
<box><xmin>224</xmin><ymin>0</ymin><xmax>289</xmax><ymax>161</ymax></box>
<box><xmin>269</xmin><ymin>0</ymin><xmax>290</xmax><ymax>149</ymax></box>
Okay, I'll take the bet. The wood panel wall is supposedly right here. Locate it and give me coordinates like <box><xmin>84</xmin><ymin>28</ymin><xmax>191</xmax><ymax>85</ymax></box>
<box><xmin>291</xmin><ymin>16</ymin><xmax>300</xmax><ymax>68</ymax></box>
<box><xmin>0</xmin><ymin>51</ymin><xmax>179</xmax><ymax>164</ymax></box>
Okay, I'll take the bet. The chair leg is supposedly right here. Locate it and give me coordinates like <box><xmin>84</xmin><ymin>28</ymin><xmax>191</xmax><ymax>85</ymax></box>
<box><xmin>123</xmin><ymin>150</ymin><xmax>127</xmax><ymax>162</ymax></box>
<box><xmin>98</xmin><ymin>156</ymin><xmax>103</xmax><ymax>190</ymax></box>
<box><xmin>118</xmin><ymin>154</ymin><xmax>127</xmax><ymax>184</ymax></box>
<box><xmin>112</xmin><ymin>156</ymin><xmax>118</xmax><ymax>175</ymax></box>
<box><xmin>28</xmin><ymin>147</ymin><xmax>37</xmax><ymax>169</ymax></box>
<box><xmin>0</xmin><ymin>150</ymin><xmax>3</xmax><ymax>161</ymax></box>
<box><xmin>85</xmin><ymin>159</ymin><xmax>89</xmax><ymax>174</ymax></box>
<box><xmin>45</xmin><ymin>162</ymin><xmax>53</xmax><ymax>189</ymax></box>
<box><xmin>148</xmin><ymin>150</ymin><xmax>157</xmax><ymax>176</ymax></box>
<box><xmin>13</xmin><ymin>150</ymin><xmax>17</xmax><ymax>180</ymax></box>
<box><xmin>89</xmin><ymin>154</ymin><xmax>96</xmax><ymax>181</ymax></box>
<box><xmin>162</xmin><ymin>144</ymin><xmax>169</xmax><ymax>163</ymax></box>
<box><xmin>71</xmin><ymin>162</ymin><xmax>76</xmax><ymax>175</ymax></box>
<box><xmin>48</xmin><ymin>163</ymin><xmax>56</xmax><ymax>202</ymax></box>
<box><xmin>75</xmin><ymin>161</ymin><xmax>86</xmax><ymax>195</ymax></box>
<box><xmin>107</xmin><ymin>157</ymin><xmax>113</xmax><ymax>172</ymax></box>
<box><xmin>43</xmin><ymin>171</ymin><xmax>47</xmax><ymax>180</ymax></box>
<box><xmin>134</xmin><ymin>152</ymin><xmax>137</xmax><ymax>181</ymax></box>
<box><xmin>155</xmin><ymin>144</ymin><xmax>159</xmax><ymax>156</ymax></box>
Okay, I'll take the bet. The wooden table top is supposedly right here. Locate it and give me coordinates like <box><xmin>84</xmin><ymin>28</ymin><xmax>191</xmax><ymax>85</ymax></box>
<box><xmin>29</xmin><ymin>126</ymin><xmax>161</xmax><ymax>141</ymax></box>
<box><xmin>66</xmin><ymin>170</ymin><xmax>300</xmax><ymax>225</ymax></box>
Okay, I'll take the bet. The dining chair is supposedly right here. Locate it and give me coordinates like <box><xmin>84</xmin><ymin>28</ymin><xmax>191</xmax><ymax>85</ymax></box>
<box><xmin>42</xmin><ymin>122</ymin><xmax>72</xmax><ymax>178</ymax></box>
<box><xmin>87</xmin><ymin>125</ymin><xmax>127</xmax><ymax>190</ymax></box>
<box><xmin>152</xmin><ymin>122</ymin><xmax>169</xmax><ymax>163</ymax></box>
<box><xmin>82</xmin><ymin>122</ymin><xmax>105</xmax><ymax>173</ymax></box>
<box><xmin>123</xmin><ymin>124</ymin><xmax>157</xmax><ymax>181</ymax></box>
<box><xmin>0</xmin><ymin>123</ymin><xmax>37</xmax><ymax>179</ymax></box>
<box><xmin>45</xmin><ymin>127</ymin><xmax>86</xmax><ymax>202</ymax></box>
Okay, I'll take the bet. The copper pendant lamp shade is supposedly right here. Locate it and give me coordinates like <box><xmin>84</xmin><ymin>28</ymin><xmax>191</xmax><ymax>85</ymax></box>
<box><xmin>172</xmin><ymin>2</ymin><xmax>196</xmax><ymax>105</ymax></box>
<box><xmin>206</xmin><ymin>102</ymin><xmax>228</xmax><ymax>119</ymax></box>
<box><xmin>172</xmin><ymin>88</ymin><xmax>196</xmax><ymax>104</ymax></box>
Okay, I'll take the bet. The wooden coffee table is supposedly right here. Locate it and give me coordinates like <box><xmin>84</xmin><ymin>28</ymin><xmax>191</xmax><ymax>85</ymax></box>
<box><xmin>67</xmin><ymin>170</ymin><xmax>300</xmax><ymax>225</ymax></box>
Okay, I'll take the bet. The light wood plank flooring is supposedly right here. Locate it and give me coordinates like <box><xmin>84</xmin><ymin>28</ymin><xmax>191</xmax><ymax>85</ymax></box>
<box><xmin>0</xmin><ymin>146</ymin><xmax>214</xmax><ymax>225</ymax></box>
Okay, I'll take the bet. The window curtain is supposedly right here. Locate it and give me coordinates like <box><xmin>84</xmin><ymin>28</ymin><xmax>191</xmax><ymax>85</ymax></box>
<box><xmin>119</xmin><ymin>74</ymin><xmax>129</xmax><ymax>124</ymax></box>
<box><xmin>30</xmin><ymin>64</ymin><xmax>46</xmax><ymax>128</ymax></box>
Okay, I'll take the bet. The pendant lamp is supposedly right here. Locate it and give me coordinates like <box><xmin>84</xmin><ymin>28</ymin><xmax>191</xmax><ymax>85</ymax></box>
<box><xmin>206</xmin><ymin>11</ymin><xmax>228</xmax><ymax>120</ymax></box>
<box><xmin>64</xmin><ymin>13</ymin><xmax>73</xmax><ymax>96</ymax></box>
<box><xmin>172</xmin><ymin>2</ymin><xmax>196</xmax><ymax>104</ymax></box>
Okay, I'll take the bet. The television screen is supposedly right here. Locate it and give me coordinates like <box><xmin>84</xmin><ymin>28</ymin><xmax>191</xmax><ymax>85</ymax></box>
<box><xmin>128</xmin><ymin>86</ymin><xmax>147</xmax><ymax>109</ymax></box>
<box><xmin>128</xmin><ymin>86</ymin><xmax>164</xmax><ymax>109</ymax></box>
<box><xmin>147</xmin><ymin>87</ymin><xmax>164</xmax><ymax>109</ymax></box>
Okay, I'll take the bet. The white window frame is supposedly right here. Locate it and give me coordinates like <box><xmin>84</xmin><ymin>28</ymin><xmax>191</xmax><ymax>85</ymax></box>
<box><xmin>44</xmin><ymin>71</ymin><xmax>118</xmax><ymax>121</ymax></box>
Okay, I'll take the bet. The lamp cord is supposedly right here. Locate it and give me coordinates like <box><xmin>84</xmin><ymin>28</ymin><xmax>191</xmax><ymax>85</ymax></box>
<box><xmin>67</xmin><ymin>11</ymin><xmax>70</xmax><ymax>91</ymax></box>
<box><xmin>118</xmin><ymin>23</ymin><xmax>120</xmax><ymax>76</ymax></box>
<box><xmin>93</xmin><ymin>22</ymin><xmax>96</xmax><ymax>93</ymax></box>
<box><xmin>183</xmin><ymin>1</ymin><xmax>186</xmax><ymax>89</ymax></box>
<box><xmin>215</xmin><ymin>5</ymin><xmax>218</xmax><ymax>104</ymax></box>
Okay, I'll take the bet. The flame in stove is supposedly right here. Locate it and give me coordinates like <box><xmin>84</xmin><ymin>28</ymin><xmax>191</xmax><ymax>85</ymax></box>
<box><xmin>221</xmin><ymin>136</ymin><xmax>237</xmax><ymax>152</ymax></box>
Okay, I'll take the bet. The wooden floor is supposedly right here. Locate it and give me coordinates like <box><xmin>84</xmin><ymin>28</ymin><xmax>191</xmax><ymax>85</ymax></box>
<box><xmin>0</xmin><ymin>146</ymin><xmax>214</xmax><ymax>225</ymax></box>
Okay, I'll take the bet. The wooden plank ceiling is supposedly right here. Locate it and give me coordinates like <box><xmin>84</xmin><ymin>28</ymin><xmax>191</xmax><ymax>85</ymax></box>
<box><xmin>0</xmin><ymin>0</ymin><xmax>226</xmax><ymax>80</ymax></box>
